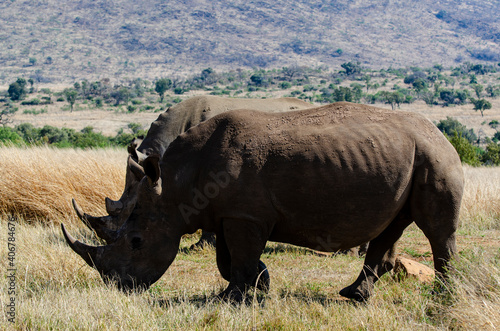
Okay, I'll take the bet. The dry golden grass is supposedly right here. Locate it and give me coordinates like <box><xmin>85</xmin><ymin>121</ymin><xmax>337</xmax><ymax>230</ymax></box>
<box><xmin>0</xmin><ymin>145</ymin><xmax>126</xmax><ymax>222</ymax></box>
<box><xmin>0</xmin><ymin>147</ymin><xmax>499</xmax><ymax>329</ymax></box>
<box><xmin>461</xmin><ymin>166</ymin><xmax>500</xmax><ymax>231</ymax></box>
<box><xmin>0</xmin><ymin>219</ymin><xmax>499</xmax><ymax>330</ymax></box>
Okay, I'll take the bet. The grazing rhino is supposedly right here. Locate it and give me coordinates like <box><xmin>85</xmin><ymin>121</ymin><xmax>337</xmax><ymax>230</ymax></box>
<box><xmin>72</xmin><ymin>96</ymin><xmax>313</xmax><ymax>245</ymax></box>
<box><xmin>63</xmin><ymin>102</ymin><xmax>464</xmax><ymax>302</ymax></box>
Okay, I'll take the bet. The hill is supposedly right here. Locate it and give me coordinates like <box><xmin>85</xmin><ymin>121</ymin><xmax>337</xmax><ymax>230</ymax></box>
<box><xmin>0</xmin><ymin>0</ymin><xmax>499</xmax><ymax>84</ymax></box>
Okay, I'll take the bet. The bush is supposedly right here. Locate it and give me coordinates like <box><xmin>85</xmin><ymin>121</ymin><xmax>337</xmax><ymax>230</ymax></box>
<box><xmin>482</xmin><ymin>143</ymin><xmax>500</xmax><ymax>165</ymax></box>
<box><xmin>8</xmin><ymin>78</ymin><xmax>28</xmax><ymax>101</ymax></box>
<box><xmin>0</xmin><ymin>127</ymin><xmax>22</xmax><ymax>145</ymax></box>
<box><xmin>280</xmin><ymin>82</ymin><xmax>292</xmax><ymax>89</ymax></box>
<box><xmin>21</xmin><ymin>98</ymin><xmax>41</xmax><ymax>105</ymax></box>
<box><xmin>436</xmin><ymin>117</ymin><xmax>477</xmax><ymax>143</ymax></box>
<box><xmin>447</xmin><ymin>133</ymin><xmax>482</xmax><ymax>166</ymax></box>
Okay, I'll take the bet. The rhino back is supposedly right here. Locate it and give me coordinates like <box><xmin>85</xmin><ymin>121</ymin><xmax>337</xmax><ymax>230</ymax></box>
<box><xmin>163</xmin><ymin>102</ymin><xmax>461</xmax><ymax>250</ymax></box>
<box><xmin>137</xmin><ymin>96</ymin><xmax>312</xmax><ymax>157</ymax></box>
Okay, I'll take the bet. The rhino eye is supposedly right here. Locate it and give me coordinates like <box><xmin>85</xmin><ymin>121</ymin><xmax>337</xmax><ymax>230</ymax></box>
<box><xmin>131</xmin><ymin>237</ymin><xmax>142</xmax><ymax>250</ymax></box>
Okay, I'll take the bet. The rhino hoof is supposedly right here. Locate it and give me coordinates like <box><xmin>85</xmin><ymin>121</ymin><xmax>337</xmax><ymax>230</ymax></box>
<box><xmin>255</xmin><ymin>260</ymin><xmax>270</xmax><ymax>293</ymax></box>
<box><xmin>339</xmin><ymin>285</ymin><xmax>369</xmax><ymax>302</ymax></box>
<box><xmin>217</xmin><ymin>288</ymin><xmax>244</xmax><ymax>304</ymax></box>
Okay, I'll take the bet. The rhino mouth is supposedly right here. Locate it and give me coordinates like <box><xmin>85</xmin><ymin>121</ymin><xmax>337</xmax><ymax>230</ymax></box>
<box><xmin>62</xmin><ymin>223</ymin><xmax>176</xmax><ymax>292</ymax></box>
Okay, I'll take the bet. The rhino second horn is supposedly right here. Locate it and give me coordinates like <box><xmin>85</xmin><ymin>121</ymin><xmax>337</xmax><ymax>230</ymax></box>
<box><xmin>61</xmin><ymin>223</ymin><xmax>100</xmax><ymax>268</ymax></box>
<box><xmin>105</xmin><ymin>197</ymin><xmax>123</xmax><ymax>216</ymax></box>
<box><xmin>71</xmin><ymin>199</ymin><xmax>119</xmax><ymax>243</ymax></box>
<box><xmin>72</xmin><ymin>198</ymin><xmax>99</xmax><ymax>230</ymax></box>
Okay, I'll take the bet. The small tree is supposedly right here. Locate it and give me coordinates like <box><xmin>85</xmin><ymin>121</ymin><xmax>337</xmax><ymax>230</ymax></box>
<box><xmin>421</xmin><ymin>89</ymin><xmax>437</xmax><ymax>106</ymax></box>
<box><xmin>439</xmin><ymin>90</ymin><xmax>456</xmax><ymax>106</ymax></box>
<box><xmin>381</xmin><ymin>91</ymin><xmax>405</xmax><ymax>110</ymax></box>
<box><xmin>485</xmin><ymin>85</ymin><xmax>500</xmax><ymax>98</ymax></box>
<box><xmin>0</xmin><ymin>110</ymin><xmax>13</xmax><ymax>126</ymax></box>
<box><xmin>341</xmin><ymin>61</ymin><xmax>362</xmax><ymax>76</ymax></box>
<box><xmin>412</xmin><ymin>78</ymin><xmax>428</xmax><ymax>96</ymax></box>
<box><xmin>472</xmin><ymin>84</ymin><xmax>484</xmax><ymax>98</ymax></box>
<box><xmin>64</xmin><ymin>88</ymin><xmax>78</xmax><ymax>112</ymax></box>
<box><xmin>250</xmin><ymin>73</ymin><xmax>266</xmax><ymax>87</ymax></box>
<box><xmin>363</xmin><ymin>75</ymin><xmax>372</xmax><ymax>91</ymax></box>
<box><xmin>8</xmin><ymin>78</ymin><xmax>27</xmax><ymax>101</ymax></box>
<box><xmin>111</xmin><ymin>87</ymin><xmax>130</xmax><ymax>106</ymax></box>
<box><xmin>155</xmin><ymin>78</ymin><xmax>172</xmax><ymax>103</ymax></box>
<box><xmin>470</xmin><ymin>98</ymin><xmax>492</xmax><ymax>117</ymax></box>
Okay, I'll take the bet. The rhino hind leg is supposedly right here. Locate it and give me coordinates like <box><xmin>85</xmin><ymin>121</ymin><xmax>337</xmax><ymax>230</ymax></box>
<box><xmin>216</xmin><ymin>218</ymin><xmax>269</xmax><ymax>303</ymax></box>
<box><xmin>409</xmin><ymin>168</ymin><xmax>462</xmax><ymax>277</ymax></box>
<box><xmin>215</xmin><ymin>229</ymin><xmax>231</xmax><ymax>282</ymax></box>
<box><xmin>339</xmin><ymin>209</ymin><xmax>412</xmax><ymax>301</ymax></box>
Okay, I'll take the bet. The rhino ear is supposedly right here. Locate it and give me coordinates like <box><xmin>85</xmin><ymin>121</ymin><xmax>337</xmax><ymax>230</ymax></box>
<box><xmin>127</xmin><ymin>155</ymin><xmax>145</xmax><ymax>180</ymax></box>
<box><xmin>143</xmin><ymin>154</ymin><xmax>161</xmax><ymax>186</ymax></box>
<box><xmin>127</xmin><ymin>145</ymin><xmax>138</xmax><ymax>160</ymax></box>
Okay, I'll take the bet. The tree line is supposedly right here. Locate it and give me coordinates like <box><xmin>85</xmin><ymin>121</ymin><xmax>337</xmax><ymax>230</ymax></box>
<box><xmin>2</xmin><ymin>62</ymin><xmax>499</xmax><ymax>114</ymax></box>
<box><xmin>0</xmin><ymin>123</ymin><xmax>146</xmax><ymax>149</ymax></box>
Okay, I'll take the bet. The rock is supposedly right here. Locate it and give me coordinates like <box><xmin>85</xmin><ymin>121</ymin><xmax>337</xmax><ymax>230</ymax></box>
<box><xmin>393</xmin><ymin>257</ymin><xmax>435</xmax><ymax>283</ymax></box>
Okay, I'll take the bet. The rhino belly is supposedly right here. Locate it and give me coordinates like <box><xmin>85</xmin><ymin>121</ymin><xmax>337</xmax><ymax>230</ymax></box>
<box><xmin>261</xmin><ymin>145</ymin><xmax>415</xmax><ymax>251</ymax></box>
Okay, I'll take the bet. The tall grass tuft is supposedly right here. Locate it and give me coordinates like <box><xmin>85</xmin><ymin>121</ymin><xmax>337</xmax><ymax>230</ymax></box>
<box><xmin>0</xmin><ymin>145</ymin><xmax>126</xmax><ymax>223</ymax></box>
<box><xmin>461</xmin><ymin>165</ymin><xmax>500</xmax><ymax>231</ymax></box>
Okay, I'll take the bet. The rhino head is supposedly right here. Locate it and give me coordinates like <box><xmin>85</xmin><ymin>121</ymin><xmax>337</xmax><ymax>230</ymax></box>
<box><xmin>72</xmin><ymin>155</ymin><xmax>145</xmax><ymax>242</ymax></box>
<box><xmin>63</xmin><ymin>155</ymin><xmax>185</xmax><ymax>290</ymax></box>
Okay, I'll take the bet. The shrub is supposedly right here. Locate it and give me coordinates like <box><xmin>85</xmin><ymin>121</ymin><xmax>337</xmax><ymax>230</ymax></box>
<box><xmin>0</xmin><ymin>127</ymin><xmax>22</xmax><ymax>145</ymax></box>
<box><xmin>280</xmin><ymin>82</ymin><xmax>292</xmax><ymax>89</ymax></box>
<box><xmin>447</xmin><ymin>133</ymin><xmax>481</xmax><ymax>166</ymax></box>
<box><xmin>436</xmin><ymin>117</ymin><xmax>477</xmax><ymax>143</ymax></box>
<box><xmin>8</xmin><ymin>78</ymin><xmax>27</xmax><ymax>101</ymax></box>
<box><xmin>482</xmin><ymin>142</ymin><xmax>500</xmax><ymax>165</ymax></box>
<box><xmin>21</xmin><ymin>98</ymin><xmax>41</xmax><ymax>105</ymax></box>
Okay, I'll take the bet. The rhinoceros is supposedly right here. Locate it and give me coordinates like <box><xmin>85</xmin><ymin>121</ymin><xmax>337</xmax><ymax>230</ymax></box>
<box><xmin>72</xmin><ymin>96</ymin><xmax>313</xmax><ymax>245</ymax></box>
<box><xmin>63</xmin><ymin>102</ymin><xmax>464</xmax><ymax>302</ymax></box>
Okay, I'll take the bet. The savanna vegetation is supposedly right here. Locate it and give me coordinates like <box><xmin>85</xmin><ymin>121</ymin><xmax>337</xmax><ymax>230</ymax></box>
<box><xmin>2</xmin><ymin>62</ymin><xmax>500</xmax><ymax>163</ymax></box>
<box><xmin>0</xmin><ymin>147</ymin><xmax>499</xmax><ymax>329</ymax></box>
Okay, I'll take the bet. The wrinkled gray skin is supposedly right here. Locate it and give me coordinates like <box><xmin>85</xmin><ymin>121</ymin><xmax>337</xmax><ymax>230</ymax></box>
<box><xmin>73</xmin><ymin>96</ymin><xmax>313</xmax><ymax>246</ymax></box>
<box><xmin>63</xmin><ymin>102</ymin><xmax>464</xmax><ymax>302</ymax></box>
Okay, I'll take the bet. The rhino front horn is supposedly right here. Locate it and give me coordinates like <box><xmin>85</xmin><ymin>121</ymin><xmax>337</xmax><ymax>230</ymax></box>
<box><xmin>61</xmin><ymin>223</ymin><xmax>100</xmax><ymax>268</ymax></box>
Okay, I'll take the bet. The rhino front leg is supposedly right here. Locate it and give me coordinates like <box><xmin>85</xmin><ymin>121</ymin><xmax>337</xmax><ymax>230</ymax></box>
<box><xmin>217</xmin><ymin>218</ymin><xmax>270</xmax><ymax>302</ymax></box>
<box><xmin>340</xmin><ymin>211</ymin><xmax>412</xmax><ymax>301</ymax></box>
<box><xmin>216</xmin><ymin>229</ymin><xmax>270</xmax><ymax>291</ymax></box>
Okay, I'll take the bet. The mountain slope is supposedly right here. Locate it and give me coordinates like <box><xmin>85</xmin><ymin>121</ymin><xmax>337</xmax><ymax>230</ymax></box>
<box><xmin>0</xmin><ymin>0</ymin><xmax>499</xmax><ymax>84</ymax></box>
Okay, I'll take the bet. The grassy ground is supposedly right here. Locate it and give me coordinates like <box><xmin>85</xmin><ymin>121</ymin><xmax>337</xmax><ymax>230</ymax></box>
<box><xmin>1</xmin><ymin>147</ymin><xmax>500</xmax><ymax>329</ymax></box>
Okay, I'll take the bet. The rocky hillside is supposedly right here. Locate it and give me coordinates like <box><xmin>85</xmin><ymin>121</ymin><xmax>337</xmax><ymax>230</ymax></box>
<box><xmin>0</xmin><ymin>0</ymin><xmax>499</xmax><ymax>84</ymax></box>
